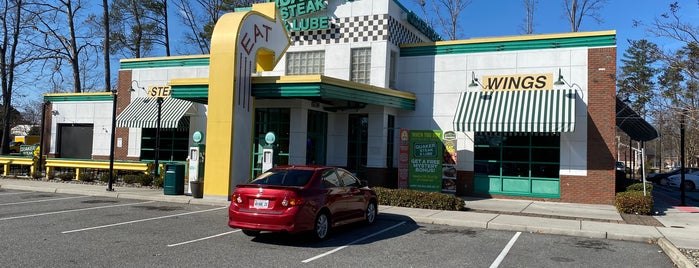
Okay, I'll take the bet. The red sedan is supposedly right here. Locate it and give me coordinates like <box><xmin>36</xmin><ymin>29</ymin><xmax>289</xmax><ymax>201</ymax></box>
<box><xmin>228</xmin><ymin>165</ymin><xmax>378</xmax><ymax>240</ymax></box>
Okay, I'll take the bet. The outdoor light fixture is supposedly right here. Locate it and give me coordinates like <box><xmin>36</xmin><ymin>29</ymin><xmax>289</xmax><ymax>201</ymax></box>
<box><xmin>468</xmin><ymin>71</ymin><xmax>483</xmax><ymax>88</ymax></box>
<box><xmin>554</xmin><ymin>68</ymin><xmax>566</xmax><ymax>86</ymax></box>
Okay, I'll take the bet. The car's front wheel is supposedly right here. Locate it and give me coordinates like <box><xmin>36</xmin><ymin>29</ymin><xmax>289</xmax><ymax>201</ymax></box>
<box><xmin>241</xmin><ymin>230</ymin><xmax>260</xmax><ymax>237</ymax></box>
<box><xmin>365</xmin><ymin>202</ymin><xmax>377</xmax><ymax>225</ymax></box>
<box><xmin>313</xmin><ymin>212</ymin><xmax>330</xmax><ymax>240</ymax></box>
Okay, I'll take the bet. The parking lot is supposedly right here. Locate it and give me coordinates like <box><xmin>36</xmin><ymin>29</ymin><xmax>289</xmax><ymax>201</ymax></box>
<box><xmin>0</xmin><ymin>189</ymin><xmax>674</xmax><ymax>267</ymax></box>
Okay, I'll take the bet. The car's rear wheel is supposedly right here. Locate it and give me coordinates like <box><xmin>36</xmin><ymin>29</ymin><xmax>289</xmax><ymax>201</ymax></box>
<box><xmin>241</xmin><ymin>230</ymin><xmax>260</xmax><ymax>237</ymax></box>
<box><xmin>313</xmin><ymin>212</ymin><xmax>330</xmax><ymax>240</ymax></box>
<box><xmin>683</xmin><ymin>181</ymin><xmax>696</xmax><ymax>191</ymax></box>
<box><xmin>365</xmin><ymin>202</ymin><xmax>377</xmax><ymax>225</ymax></box>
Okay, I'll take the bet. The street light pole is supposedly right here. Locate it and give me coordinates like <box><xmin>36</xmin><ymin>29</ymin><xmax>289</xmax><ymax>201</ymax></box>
<box><xmin>680</xmin><ymin>109</ymin><xmax>686</xmax><ymax>206</ymax></box>
<box><xmin>108</xmin><ymin>89</ymin><xmax>117</xmax><ymax>191</ymax></box>
<box><xmin>154</xmin><ymin>97</ymin><xmax>163</xmax><ymax>176</ymax></box>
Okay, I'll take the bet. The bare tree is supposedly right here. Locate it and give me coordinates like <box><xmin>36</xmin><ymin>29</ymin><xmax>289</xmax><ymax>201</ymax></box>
<box><xmin>28</xmin><ymin>0</ymin><xmax>101</xmax><ymax>93</ymax></box>
<box><xmin>563</xmin><ymin>0</ymin><xmax>606</xmax><ymax>32</ymax></box>
<box><xmin>102</xmin><ymin>0</ymin><xmax>110</xmax><ymax>91</ymax></box>
<box><xmin>417</xmin><ymin>0</ymin><xmax>472</xmax><ymax>40</ymax></box>
<box><xmin>145</xmin><ymin>0</ymin><xmax>171</xmax><ymax>56</ymax></box>
<box><xmin>173</xmin><ymin>0</ymin><xmax>262</xmax><ymax>54</ymax></box>
<box><xmin>522</xmin><ymin>0</ymin><xmax>537</xmax><ymax>34</ymax></box>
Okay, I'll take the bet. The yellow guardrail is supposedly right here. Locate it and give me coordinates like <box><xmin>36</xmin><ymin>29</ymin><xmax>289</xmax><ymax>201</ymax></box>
<box><xmin>0</xmin><ymin>156</ymin><xmax>37</xmax><ymax>176</ymax></box>
<box><xmin>45</xmin><ymin>159</ymin><xmax>151</xmax><ymax>179</ymax></box>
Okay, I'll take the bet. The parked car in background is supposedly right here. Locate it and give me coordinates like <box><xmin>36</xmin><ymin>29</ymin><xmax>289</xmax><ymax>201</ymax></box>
<box><xmin>228</xmin><ymin>165</ymin><xmax>378</xmax><ymax>240</ymax></box>
<box><xmin>648</xmin><ymin>167</ymin><xmax>699</xmax><ymax>185</ymax></box>
<box><xmin>666</xmin><ymin>171</ymin><xmax>699</xmax><ymax>191</ymax></box>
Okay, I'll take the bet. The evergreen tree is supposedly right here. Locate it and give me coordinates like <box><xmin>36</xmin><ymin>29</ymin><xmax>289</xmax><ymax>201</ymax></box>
<box><xmin>617</xmin><ymin>39</ymin><xmax>660</xmax><ymax>117</ymax></box>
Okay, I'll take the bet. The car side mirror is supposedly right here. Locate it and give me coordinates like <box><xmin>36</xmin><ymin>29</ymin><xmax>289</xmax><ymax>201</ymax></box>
<box><xmin>361</xmin><ymin>180</ymin><xmax>369</xmax><ymax>187</ymax></box>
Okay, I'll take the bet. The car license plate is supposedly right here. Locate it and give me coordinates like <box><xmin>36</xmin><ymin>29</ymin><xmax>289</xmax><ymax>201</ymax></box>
<box><xmin>253</xmin><ymin>199</ymin><xmax>269</xmax><ymax>209</ymax></box>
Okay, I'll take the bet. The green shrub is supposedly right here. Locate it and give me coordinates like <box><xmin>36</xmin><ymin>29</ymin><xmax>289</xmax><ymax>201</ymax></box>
<box><xmin>99</xmin><ymin>172</ymin><xmax>117</xmax><ymax>183</ymax></box>
<box><xmin>136</xmin><ymin>174</ymin><xmax>154</xmax><ymax>186</ymax></box>
<box><xmin>374</xmin><ymin>187</ymin><xmax>465</xmax><ymax>211</ymax></box>
<box><xmin>78</xmin><ymin>173</ymin><xmax>95</xmax><ymax>182</ymax></box>
<box><xmin>152</xmin><ymin>175</ymin><xmax>164</xmax><ymax>188</ymax></box>
<box><xmin>626</xmin><ymin>182</ymin><xmax>653</xmax><ymax>193</ymax></box>
<box><xmin>123</xmin><ymin>174</ymin><xmax>140</xmax><ymax>184</ymax></box>
<box><xmin>57</xmin><ymin>173</ymin><xmax>75</xmax><ymax>181</ymax></box>
<box><xmin>615</xmin><ymin>191</ymin><xmax>654</xmax><ymax>215</ymax></box>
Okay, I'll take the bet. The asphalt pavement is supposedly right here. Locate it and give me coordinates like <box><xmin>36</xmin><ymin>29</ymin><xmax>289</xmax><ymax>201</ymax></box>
<box><xmin>0</xmin><ymin>178</ymin><xmax>697</xmax><ymax>268</ymax></box>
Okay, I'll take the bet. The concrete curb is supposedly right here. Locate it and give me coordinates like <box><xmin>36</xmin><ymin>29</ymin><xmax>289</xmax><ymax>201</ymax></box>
<box><xmin>658</xmin><ymin>238</ymin><xmax>698</xmax><ymax>268</ymax></box>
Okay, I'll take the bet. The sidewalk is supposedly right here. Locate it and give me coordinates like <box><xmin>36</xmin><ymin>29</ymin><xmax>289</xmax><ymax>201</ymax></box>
<box><xmin>0</xmin><ymin>178</ymin><xmax>697</xmax><ymax>267</ymax></box>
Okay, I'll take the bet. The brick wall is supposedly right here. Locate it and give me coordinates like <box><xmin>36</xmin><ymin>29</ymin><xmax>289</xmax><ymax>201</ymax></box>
<box><xmin>560</xmin><ymin>47</ymin><xmax>617</xmax><ymax>205</ymax></box>
<box><xmin>115</xmin><ymin>71</ymin><xmax>134</xmax><ymax>161</ymax></box>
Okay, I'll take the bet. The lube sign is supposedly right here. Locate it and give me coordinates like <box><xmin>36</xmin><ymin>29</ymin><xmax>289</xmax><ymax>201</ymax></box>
<box><xmin>481</xmin><ymin>74</ymin><xmax>554</xmax><ymax>90</ymax></box>
<box><xmin>276</xmin><ymin>0</ymin><xmax>330</xmax><ymax>31</ymax></box>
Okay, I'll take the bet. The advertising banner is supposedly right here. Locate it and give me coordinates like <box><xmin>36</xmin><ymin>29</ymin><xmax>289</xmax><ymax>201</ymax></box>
<box><xmin>442</xmin><ymin>131</ymin><xmax>457</xmax><ymax>193</ymax></box>
<box><xmin>398</xmin><ymin>129</ymin><xmax>409</xmax><ymax>189</ymax></box>
<box><xmin>408</xmin><ymin>130</ymin><xmax>443</xmax><ymax>192</ymax></box>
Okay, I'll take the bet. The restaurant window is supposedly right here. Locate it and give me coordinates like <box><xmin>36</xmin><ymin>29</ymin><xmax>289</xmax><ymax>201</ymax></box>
<box><xmin>351</xmin><ymin>48</ymin><xmax>371</xmax><ymax>84</ymax></box>
<box><xmin>286</xmin><ymin>51</ymin><xmax>325</xmax><ymax>75</ymax></box>
<box><xmin>474</xmin><ymin>133</ymin><xmax>560</xmax><ymax>179</ymax></box>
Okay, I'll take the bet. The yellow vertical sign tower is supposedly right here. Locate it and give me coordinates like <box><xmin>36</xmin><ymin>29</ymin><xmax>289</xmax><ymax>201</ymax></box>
<box><xmin>204</xmin><ymin>3</ymin><xmax>290</xmax><ymax>199</ymax></box>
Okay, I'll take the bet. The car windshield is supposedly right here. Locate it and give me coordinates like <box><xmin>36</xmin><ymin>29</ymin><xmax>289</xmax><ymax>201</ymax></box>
<box><xmin>250</xmin><ymin>169</ymin><xmax>314</xmax><ymax>186</ymax></box>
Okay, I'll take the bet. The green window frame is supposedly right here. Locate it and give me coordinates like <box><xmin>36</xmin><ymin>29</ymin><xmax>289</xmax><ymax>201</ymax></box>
<box><xmin>347</xmin><ymin>114</ymin><xmax>368</xmax><ymax>178</ymax></box>
<box><xmin>140</xmin><ymin>118</ymin><xmax>190</xmax><ymax>162</ymax></box>
<box><xmin>386</xmin><ymin>115</ymin><xmax>395</xmax><ymax>168</ymax></box>
<box><xmin>252</xmin><ymin>108</ymin><xmax>290</xmax><ymax>178</ymax></box>
<box><xmin>474</xmin><ymin>132</ymin><xmax>561</xmax><ymax>198</ymax></box>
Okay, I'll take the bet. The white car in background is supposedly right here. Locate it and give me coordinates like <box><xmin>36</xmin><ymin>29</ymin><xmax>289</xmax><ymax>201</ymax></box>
<box><xmin>666</xmin><ymin>170</ymin><xmax>699</xmax><ymax>191</ymax></box>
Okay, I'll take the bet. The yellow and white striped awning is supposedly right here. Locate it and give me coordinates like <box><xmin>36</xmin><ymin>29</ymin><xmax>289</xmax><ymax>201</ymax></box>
<box><xmin>116</xmin><ymin>97</ymin><xmax>192</xmax><ymax>129</ymax></box>
<box><xmin>453</xmin><ymin>89</ymin><xmax>577</xmax><ymax>133</ymax></box>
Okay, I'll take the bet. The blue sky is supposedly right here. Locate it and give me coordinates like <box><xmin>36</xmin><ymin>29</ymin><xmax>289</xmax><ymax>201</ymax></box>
<box><xmin>399</xmin><ymin>0</ymin><xmax>697</xmax><ymax>60</ymax></box>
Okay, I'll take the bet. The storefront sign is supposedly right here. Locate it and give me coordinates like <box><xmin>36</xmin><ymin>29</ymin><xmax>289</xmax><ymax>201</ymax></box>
<box><xmin>276</xmin><ymin>0</ymin><xmax>330</xmax><ymax>31</ymax></box>
<box><xmin>408</xmin><ymin>130</ymin><xmax>442</xmax><ymax>192</ymax></box>
<box><xmin>147</xmin><ymin>86</ymin><xmax>171</xmax><ymax>98</ymax></box>
<box><xmin>480</xmin><ymin>74</ymin><xmax>553</xmax><ymax>91</ymax></box>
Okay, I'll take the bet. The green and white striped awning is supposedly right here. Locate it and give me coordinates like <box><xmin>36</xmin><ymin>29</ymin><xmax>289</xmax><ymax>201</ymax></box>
<box><xmin>116</xmin><ymin>97</ymin><xmax>192</xmax><ymax>129</ymax></box>
<box><xmin>453</xmin><ymin>89</ymin><xmax>577</xmax><ymax>133</ymax></box>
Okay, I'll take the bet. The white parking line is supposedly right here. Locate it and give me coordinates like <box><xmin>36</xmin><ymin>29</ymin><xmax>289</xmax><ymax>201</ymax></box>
<box><xmin>302</xmin><ymin>221</ymin><xmax>406</xmax><ymax>263</ymax></box>
<box><xmin>62</xmin><ymin>207</ymin><xmax>227</xmax><ymax>234</ymax></box>
<box><xmin>167</xmin><ymin>230</ymin><xmax>241</xmax><ymax>247</ymax></box>
<box><xmin>0</xmin><ymin>201</ymin><xmax>155</xmax><ymax>221</ymax></box>
<box><xmin>489</xmin><ymin>231</ymin><xmax>522</xmax><ymax>268</ymax></box>
<box><xmin>0</xmin><ymin>195</ymin><xmax>90</xmax><ymax>206</ymax></box>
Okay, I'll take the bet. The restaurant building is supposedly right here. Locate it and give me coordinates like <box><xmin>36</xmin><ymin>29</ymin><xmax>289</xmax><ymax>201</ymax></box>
<box><xmin>41</xmin><ymin>0</ymin><xmax>656</xmax><ymax>204</ymax></box>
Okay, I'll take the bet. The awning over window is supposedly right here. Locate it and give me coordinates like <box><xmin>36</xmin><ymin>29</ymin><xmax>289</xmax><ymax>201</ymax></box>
<box><xmin>616</xmin><ymin>98</ymin><xmax>658</xmax><ymax>142</ymax></box>
<box><xmin>116</xmin><ymin>97</ymin><xmax>192</xmax><ymax>129</ymax></box>
<box><xmin>453</xmin><ymin>89</ymin><xmax>577</xmax><ymax>133</ymax></box>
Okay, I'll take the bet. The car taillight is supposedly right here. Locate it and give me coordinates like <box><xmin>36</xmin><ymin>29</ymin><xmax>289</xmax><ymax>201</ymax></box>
<box><xmin>281</xmin><ymin>196</ymin><xmax>303</xmax><ymax>207</ymax></box>
<box><xmin>232</xmin><ymin>193</ymin><xmax>243</xmax><ymax>204</ymax></box>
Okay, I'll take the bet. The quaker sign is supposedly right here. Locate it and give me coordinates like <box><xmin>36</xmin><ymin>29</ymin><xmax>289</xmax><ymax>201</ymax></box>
<box><xmin>276</xmin><ymin>0</ymin><xmax>330</xmax><ymax>31</ymax></box>
<box><xmin>408</xmin><ymin>130</ymin><xmax>443</xmax><ymax>192</ymax></box>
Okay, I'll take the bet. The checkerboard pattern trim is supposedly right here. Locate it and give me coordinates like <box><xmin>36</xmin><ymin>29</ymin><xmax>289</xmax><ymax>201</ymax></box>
<box><xmin>289</xmin><ymin>14</ymin><xmax>430</xmax><ymax>46</ymax></box>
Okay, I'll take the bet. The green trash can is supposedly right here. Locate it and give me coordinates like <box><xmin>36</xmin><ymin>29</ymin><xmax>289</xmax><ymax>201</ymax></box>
<box><xmin>164</xmin><ymin>163</ymin><xmax>185</xmax><ymax>195</ymax></box>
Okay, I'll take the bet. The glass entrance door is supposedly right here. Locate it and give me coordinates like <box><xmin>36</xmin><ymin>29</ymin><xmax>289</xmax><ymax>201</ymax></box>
<box><xmin>347</xmin><ymin>114</ymin><xmax>368</xmax><ymax>178</ymax></box>
<box><xmin>252</xmin><ymin>108</ymin><xmax>290</xmax><ymax>178</ymax></box>
<box><xmin>306</xmin><ymin>110</ymin><xmax>327</xmax><ymax>165</ymax></box>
